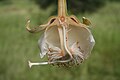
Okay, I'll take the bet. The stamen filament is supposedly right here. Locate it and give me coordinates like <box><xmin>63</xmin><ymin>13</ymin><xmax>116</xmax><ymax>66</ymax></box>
<box><xmin>62</xmin><ymin>25</ymin><xmax>73</xmax><ymax>58</ymax></box>
<box><xmin>28</xmin><ymin>58</ymin><xmax>72</xmax><ymax>68</ymax></box>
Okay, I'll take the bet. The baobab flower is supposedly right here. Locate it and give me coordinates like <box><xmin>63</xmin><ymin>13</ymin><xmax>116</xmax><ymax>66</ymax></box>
<box><xmin>26</xmin><ymin>0</ymin><xmax>95</xmax><ymax>68</ymax></box>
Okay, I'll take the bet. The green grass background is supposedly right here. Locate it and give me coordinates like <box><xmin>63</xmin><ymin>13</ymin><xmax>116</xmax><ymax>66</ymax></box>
<box><xmin>0</xmin><ymin>0</ymin><xmax>120</xmax><ymax>80</ymax></box>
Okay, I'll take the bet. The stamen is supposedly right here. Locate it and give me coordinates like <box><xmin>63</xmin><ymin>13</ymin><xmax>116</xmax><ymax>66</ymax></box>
<box><xmin>28</xmin><ymin>61</ymin><xmax>53</xmax><ymax>68</ymax></box>
<box><xmin>28</xmin><ymin>58</ymin><xmax>72</xmax><ymax>68</ymax></box>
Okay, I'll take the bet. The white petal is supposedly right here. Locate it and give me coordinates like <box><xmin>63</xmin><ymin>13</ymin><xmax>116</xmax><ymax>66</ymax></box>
<box><xmin>38</xmin><ymin>34</ymin><xmax>48</xmax><ymax>58</ymax></box>
<box><xmin>45</xmin><ymin>26</ymin><xmax>61</xmax><ymax>48</ymax></box>
<box><xmin>68</xmin><ymin>26</ymin><xmax>95</xmax><ymax>58</ymax></box>
<box><xmin>44</xmin><ymin>26</ymin><xmax>63</xmax><ymax>60</ymax></box>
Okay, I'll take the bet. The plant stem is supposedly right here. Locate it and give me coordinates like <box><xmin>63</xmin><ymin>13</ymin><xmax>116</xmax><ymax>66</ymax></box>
<box><xmin>58</xmin><ymin>0</ymin><xmax>67</xmax><ymax>17</ymax></box>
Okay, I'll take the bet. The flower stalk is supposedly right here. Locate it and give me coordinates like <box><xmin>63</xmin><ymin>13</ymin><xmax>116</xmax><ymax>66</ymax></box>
<box><xmin>58</xmin><ymin>0</ymin><xmax>67</xmax><ymax>17</ymax></box>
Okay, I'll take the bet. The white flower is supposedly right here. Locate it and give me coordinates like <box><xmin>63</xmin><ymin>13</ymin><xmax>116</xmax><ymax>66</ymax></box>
<box><xmin>26</xmin><ymin>0</ymin><xmax>95</xmax><ymax>68</ymax></box>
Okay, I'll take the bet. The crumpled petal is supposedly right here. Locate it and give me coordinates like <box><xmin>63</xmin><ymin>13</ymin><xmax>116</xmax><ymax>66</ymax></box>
<box><xmin>38</xmin><ymin>34</ymin><xmax>48</xmax><ymax>58</ymax></box>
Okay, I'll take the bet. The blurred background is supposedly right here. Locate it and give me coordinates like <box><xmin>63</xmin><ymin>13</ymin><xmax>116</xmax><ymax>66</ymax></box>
<box><xmin>0</xmin><ymin>0</ymin><xmax>120</xmax><ymax>80</ymax></box>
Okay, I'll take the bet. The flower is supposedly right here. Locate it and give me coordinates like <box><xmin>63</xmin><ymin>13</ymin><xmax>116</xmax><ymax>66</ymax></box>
<box><xmin>26</xmin><ymin>0</ymin><xmax>95</xmax><ymax>68</ymax></box>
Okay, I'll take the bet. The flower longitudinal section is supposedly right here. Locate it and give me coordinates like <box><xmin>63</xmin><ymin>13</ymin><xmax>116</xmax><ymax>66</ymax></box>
<box><xmin>26</xmin><ymin>0</ymin><xmax>95</xmax><ymax>68</ymax></box>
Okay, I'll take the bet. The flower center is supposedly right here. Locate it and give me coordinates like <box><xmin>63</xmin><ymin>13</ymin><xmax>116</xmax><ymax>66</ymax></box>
<box><xmin>60</xmin><ymin>16</ymin><xmax>65</xmax><ymax>22</ymax></box>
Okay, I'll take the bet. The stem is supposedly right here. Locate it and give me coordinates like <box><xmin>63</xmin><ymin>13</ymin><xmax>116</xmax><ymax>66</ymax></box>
<box><xmin>58</xmin><ymin>0</ymin><xmax>67</xmax><ymax>17</ymax></box>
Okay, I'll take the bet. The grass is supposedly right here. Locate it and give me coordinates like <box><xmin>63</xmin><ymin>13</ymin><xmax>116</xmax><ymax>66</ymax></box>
<box><xmin>0</xmin><ymin>1</ymin><xmax>120</xmax><ymax>80</ymax></box>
